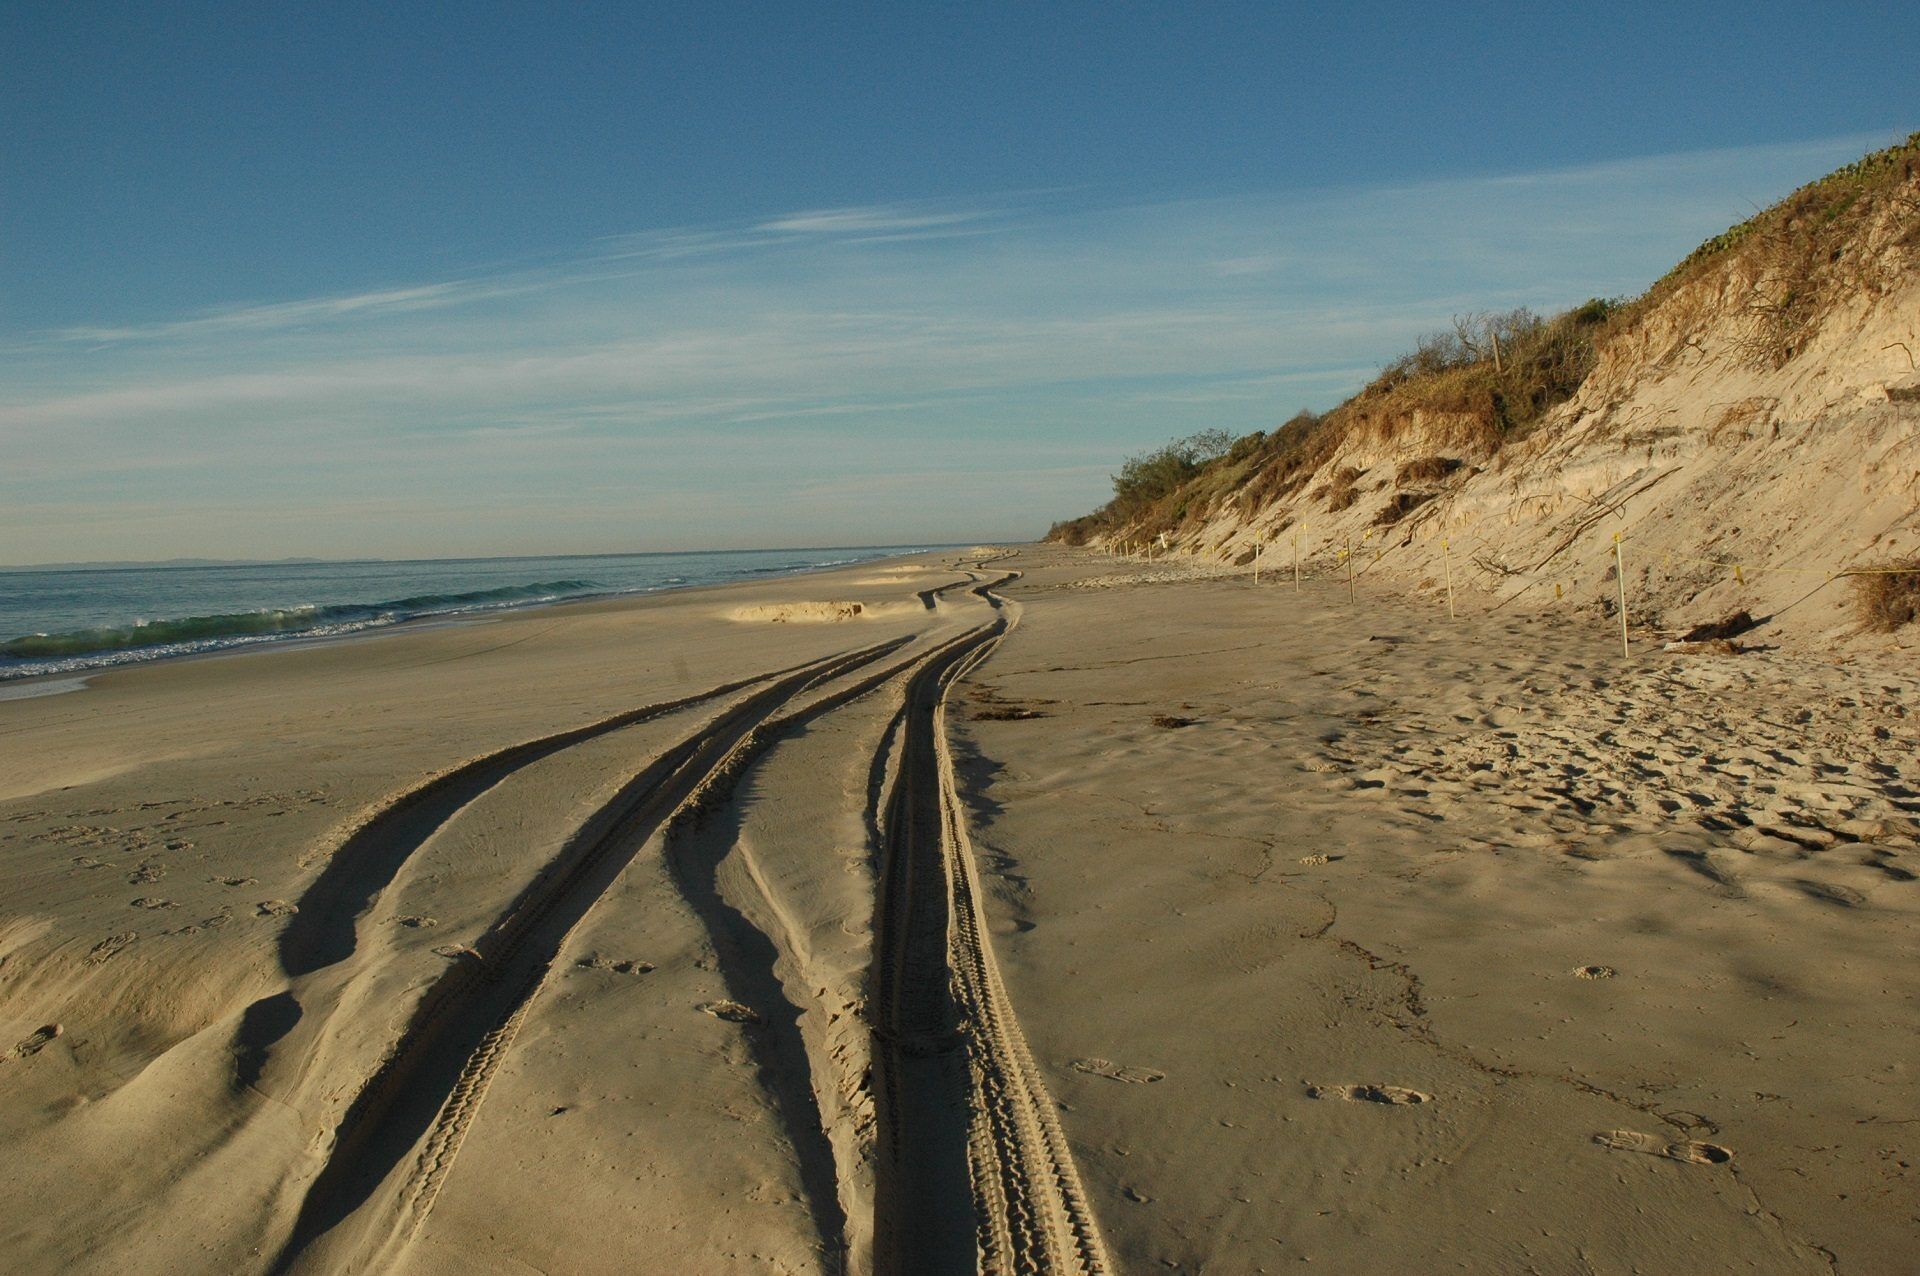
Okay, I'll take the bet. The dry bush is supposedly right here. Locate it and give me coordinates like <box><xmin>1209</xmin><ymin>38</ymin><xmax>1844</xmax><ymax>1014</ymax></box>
<box><xmin>1680</xmin><ymin>610</ymin><xmax>1761</xmax><ymax>642</ymax></box>
<box><xmin>1852</xmin><ymin>559</ymin><xmax>1920</xmax><ymax>631</ymax></box>
<box><xmin>1371</xmin><ymin>491</ymin><xmax>1436</xmax><ymax>526</ymax></box>
<box><xmin>1046</xmin><ymin>516</ymin><xmax>1096</xmax><ymax>546</ymax></box>
<box><xmin>1660</xmin><ymin>133</ymin><xmax>1920</xmax><ymax>370</ymax></box>
<box><xmin>1316</xmin><ymin>465</ymin><xmax>1366</xmax><ymax>511</ymax></box>
<box><xmin>1394</xmin><ymin>455</ymin><xmax>1462</xmax><ymax>486</ymax></box>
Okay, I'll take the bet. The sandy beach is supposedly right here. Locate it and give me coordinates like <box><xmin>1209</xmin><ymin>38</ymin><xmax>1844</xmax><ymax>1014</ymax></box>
<box><xmin>1</xmin><ymin>545</ymin><xmax>1914</xmax><ymax>1274</ymax></box>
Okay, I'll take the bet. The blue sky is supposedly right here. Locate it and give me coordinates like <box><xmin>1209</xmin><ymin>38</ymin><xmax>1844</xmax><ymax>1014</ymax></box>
<box><xmin>3</xmin><ymin>3</ymin><xmax>1914</xmax><ymax>563</ymax></box>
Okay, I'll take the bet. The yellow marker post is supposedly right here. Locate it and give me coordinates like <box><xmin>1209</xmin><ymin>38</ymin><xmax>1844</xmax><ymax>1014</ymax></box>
<box><xmin>1613</xmin><ymin>532</ymin><xmax>1630</xmax><ymax>659</ymax></box>
<box><xmin>1443</xmin><ymin>537</ymin><xmax>1455</xmax><ymax>619</ymax></box>
<box><xmin>1293</xmin><ymin>525</ymin><xmax>1301</xmax><ymax>591</ymax></box>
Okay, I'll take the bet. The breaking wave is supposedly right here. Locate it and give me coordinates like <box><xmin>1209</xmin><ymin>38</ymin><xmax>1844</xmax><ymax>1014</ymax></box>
<box><xmin>2</xmin><ymin>579</ymin><xmax>603</xmax><ymax>662</ymax></box>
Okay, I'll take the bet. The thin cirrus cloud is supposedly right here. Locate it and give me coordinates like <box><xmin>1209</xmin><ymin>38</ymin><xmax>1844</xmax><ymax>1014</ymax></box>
<box><xmin>0</xmin><ymin>131</ymin><xmax>1892</xmax><ymax>563</ymax></box>
<box><xmin>755</xmin><ymin>204</ymin><xmax>993</xmax><ymax>235</ymax></box>
<box><xmin>46</xmin><ymin>282</ymin><xmax>472</xmax><ymax>346</ymax></box>
<box><xmin>588</xmin><ymin>200</ymin><xmax>1005</xmax><ymax>265</ymax></box>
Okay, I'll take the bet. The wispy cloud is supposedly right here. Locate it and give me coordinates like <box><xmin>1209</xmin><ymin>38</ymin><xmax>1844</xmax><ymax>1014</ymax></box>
<box><xmin>756</xmin><ymin>203</ymin><xmax>990</xmax><ymax>235</ymax></box>
<box><xmin>588</xmin><ymin>199</ymin><xmax>1003</xmax><ymax>266</ymax></box>
<box><xmin>0</xmin><ymin>132</ymin><xmax>1888</xmax><ymax>562</ymax></box>
<box><xmin>49</xmin><ymin>282</ymin><xmax>474</xmax><ymax>345</ymax></box>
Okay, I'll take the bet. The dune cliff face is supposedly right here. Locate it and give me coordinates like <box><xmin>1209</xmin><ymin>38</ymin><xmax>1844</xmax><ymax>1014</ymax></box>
<box><xmin>1068</xmin><ymin>138</ymin><xmax>1920</xmax><ymax>648</ymax></box>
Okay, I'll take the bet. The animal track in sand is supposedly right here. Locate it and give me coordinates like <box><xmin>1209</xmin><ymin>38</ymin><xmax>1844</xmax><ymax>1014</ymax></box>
<box><xmin>396</xmin><ymin>915</ymin><xmax>438</xmax><ymax>928</ymax></box>
<box><xmin>1594</xmin><ymin>1129</ymin><xmax>1732</xmax><ymax>1165</ymax></box>
<box><xmin>10</xmin><ymin>1023</ymin><xmax>61</xmax><ymax>1059</ymax></box>
<box><xmin>211</xmin><ymin>875</ymin><xmax>255</xmax><ymax>887</ymax></box>
<box><xmin>1308</xmin><ymin>1083</ymin><xmax>1432</xmax><ymax>1105</ymax></box>
<box><xmin>698</xmin><ymin>999</ymin><xmax>762</xmax><ymax>1024</ymax></box>
<box><xmin>255</xmin><ymin>900</ymin><xmax>298</xmax><ymax>917</ymax></box>
<box><xmin>86</xmin><ymin>933</ymin><xmax>136</xmax><ymax>963</ymax></box>
<box><xmin>1573</xmin><ymin>965</ymin><xmax>1617</xmax><ymax>979</ymax></box>
<box><xmin>129</xmin><ymin>897</ymin><xmax>176</xmax><ymax>910</ymax></box>
<box><xmin>1070</xmin><ymin>1057</ymin><xmax>1166</xmax><ymax>1084</ymax></box>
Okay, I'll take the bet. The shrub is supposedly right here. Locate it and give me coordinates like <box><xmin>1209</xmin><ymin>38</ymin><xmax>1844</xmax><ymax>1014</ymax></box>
<box><xmin>1047</xmin><ymin>516</ymin><xmax>1097</xmax><ymax>546</ymax></box>
<box><xmin>1371</xmin><ymin>491</ymin><xmax>1436</xmax><ymax>525</ymax></box>
<box><xmin>1109</xmin><ymin>430</ymin><xmax>1239</xmax><ymax>518</ymax></box>
<box><xmin>1852</xmin><ymin>558</ymin><xmax>1920</xmax><ymax>631</ymax></box>
<box><xmin>1395</xmin><ymin>455</ymin><xmax>1462</xmax><ymax>486</ymax></box>
<box><xmin>1321</xmin><ymin>465</ymin><xmax>1365</xmax><ymax>511</ymax></box>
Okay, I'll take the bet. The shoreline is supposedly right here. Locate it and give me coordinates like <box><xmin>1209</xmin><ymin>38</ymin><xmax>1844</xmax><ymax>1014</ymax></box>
<box><xmin>0</xmin><ymin>543</ymin><xmax>954</xmax><ymax>692</ymax></box>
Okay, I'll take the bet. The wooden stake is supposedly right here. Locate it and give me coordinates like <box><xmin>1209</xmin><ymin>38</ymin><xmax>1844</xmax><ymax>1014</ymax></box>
<box><xmin>1345</xmin><ymin>537</ymin><xmax>1354</xmax><ymax>602</ymax></box>
<box><xmin>1254</xmin><ymin>540</ymin><xmax>1262</xmax><ymax>586</ymax></box>
<box><xmin>1443</xmin><ymin>537</ymin><xmax>1455</xmax><ymax>619</ymax></box>
<box><xmin>1293</xmin><ymin>526</ymin><xmax>1301</xmax><ymax>590</ymax></box>
<box><xmin>1613</xmin><ymin>532</ymin><xmax>1630</xmax><ymax>659</ymax></box>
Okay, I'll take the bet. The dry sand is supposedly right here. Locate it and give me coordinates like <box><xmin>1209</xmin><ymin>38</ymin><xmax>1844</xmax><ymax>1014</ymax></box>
<box><xmin>1</xmin><ymin>545</ymin><xmax>1914</xmax><ymax>1273</ymax></box>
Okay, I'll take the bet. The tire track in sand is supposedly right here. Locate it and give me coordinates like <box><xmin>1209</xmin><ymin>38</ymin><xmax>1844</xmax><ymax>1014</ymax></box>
<box><xmin>872</xmin><ymin>573</ymin><xmax>1112</xmax><ymax>1276</ymax></box>
<box><xmin>270</xmin><ymin>636</ymin><xmax>913</xmax><ymax>1274</ymax></box>
<box><xmin>280</xmin><ymin>656</ymin><xmax>833</xmax><ymax>977</ymax></box>
<box><xmin>662</xmin><ymin>624</ymin><xmax>1010</xmax><ymax>1273</ymax></box>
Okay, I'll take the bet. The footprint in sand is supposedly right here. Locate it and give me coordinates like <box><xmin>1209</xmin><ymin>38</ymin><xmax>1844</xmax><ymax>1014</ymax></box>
<box><xmin>86</xmin><ymin>933</ymin><xmax>137</xmax><ymax>964</ymax></box>
<box><xmin>1308</xmin><ymin>1083</ymin><xmax>1432</xmax><ymax>1105</ymax></box>
<box><xmin>1573</xmin><ymin>965</ymin><xmax>1617</xmax><ymax>980</ymax></box>
<box><xmin>10</xmin><ymin>1023</ymin><xmax>62</xmax><ymax>1059</ymax></box>
<box><xmin>397</xmin><ymin>915</ymin><xmax>438</xmax><ymax>928</ymax></box>
<box><xmin>255</xmin><ymin>900</ymin><xmax>298</xmax><ymax>917</ymax></box>
<box><xmin>577</xmin><ymin>955</ymin><xmax>655</xmax><ymax>975</ymax></box>
<box><xmin>1594</xmin><ymin>1129</ymin><xmax>1732</xmax><ymax>1165</ymax></box>
<box><xmin>129</xmin><ymin>897</ymin><xmax>177</xmax><ymax>910</ymax></box>
<box><xmin>698</xmin><ymin>999</ymin><xmax>762</xmax><ymax>1024</ymax></box>
<box><xmin>1070</xmin><ymin>1057</ymin><xmax>1166</xmax><ymax>1084</ymax></box>
<box><xmin>1298</xmin><ymin>853</ymin><xmax>1331</xmax><ymax>866</ymax></box>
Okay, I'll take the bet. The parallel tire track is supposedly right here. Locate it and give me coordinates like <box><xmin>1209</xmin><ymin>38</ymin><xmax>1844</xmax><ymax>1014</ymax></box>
<box><xmin>871</xmin><ymin>572</ymin><xmax>1111</xmax><ymax>1275</ymax></box>
<box><xmin>282</xmin><ymin>657</ymin><xmax>830</xmax><ymax>976</ymax></box>
<box><xmin>271</xmin><ymin>637</ymin><xmax>912</xmax><ymax>1273</ymax></box>
<box><xmin>939</xmin><ymin>634</ymin><xmax>1110</xmax><ymax>1276</ymax></box>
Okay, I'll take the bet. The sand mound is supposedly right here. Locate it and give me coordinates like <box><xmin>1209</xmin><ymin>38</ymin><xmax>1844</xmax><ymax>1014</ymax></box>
<box><xmin>725</xmin><ymin>600</ymin><xmax>919</xmax><ymax>624</ymax></box>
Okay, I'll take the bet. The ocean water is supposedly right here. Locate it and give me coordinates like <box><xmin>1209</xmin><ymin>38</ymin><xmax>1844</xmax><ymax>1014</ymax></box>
<box><xmin>0</xmin><ymin>546</ymin><xmax>944</xmax><ymax>682</ymax></box>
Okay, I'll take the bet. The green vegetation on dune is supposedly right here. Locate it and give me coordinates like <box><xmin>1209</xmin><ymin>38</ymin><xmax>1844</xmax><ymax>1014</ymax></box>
<box><xmin>1051</xmin><ymin>133</ymin><xmax>1920</xmax><ymax>548</ymax></box>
